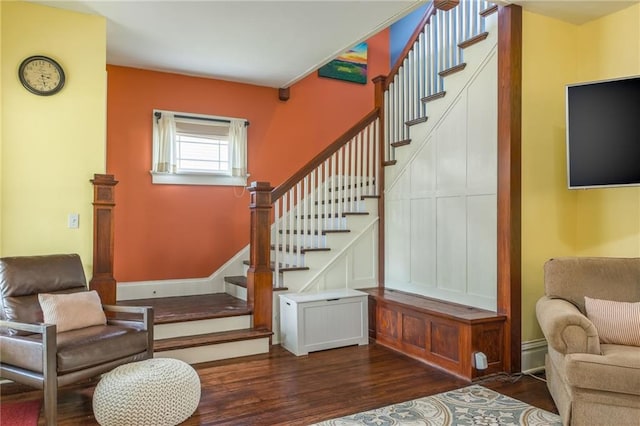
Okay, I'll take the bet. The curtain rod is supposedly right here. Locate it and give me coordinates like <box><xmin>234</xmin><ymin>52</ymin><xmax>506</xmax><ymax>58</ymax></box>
<box><xmin>154</xmin><ymin>111</ymin><xmax>249</xmax><ymax>127</ymax></box>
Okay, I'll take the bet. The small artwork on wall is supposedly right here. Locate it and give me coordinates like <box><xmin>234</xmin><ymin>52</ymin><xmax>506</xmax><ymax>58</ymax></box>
<box><xmin>318</xmin><ymin>42</ymin><xmax>367</xmax><ymax>84</ymax></box>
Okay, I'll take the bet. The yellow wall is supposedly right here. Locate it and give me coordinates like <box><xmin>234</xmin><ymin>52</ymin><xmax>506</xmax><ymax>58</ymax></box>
<box><xmin>521</xmin><ymin>4</ymin><xmax>640</xmax><ymax>342</ymax></box>
<box><xmin>573</xmin><ymin>6</ymin><xmax>640</xmax><ymax>257</ymax></box>
<box><xmin>1</xmin><ymin>1</ymin><xmax>106</xmax><ymax>275</ymax></box>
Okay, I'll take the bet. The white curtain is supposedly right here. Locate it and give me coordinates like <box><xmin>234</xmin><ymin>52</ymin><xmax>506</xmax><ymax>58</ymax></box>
<box><xmin>153</xmin><ymin>113</ymin><xmax>176</xmax><ymax>173</ymax></box>
<box><xmin>229</xmin><ymin>119</ymin><xmax>247</xmax><ymax>177</ymax></box>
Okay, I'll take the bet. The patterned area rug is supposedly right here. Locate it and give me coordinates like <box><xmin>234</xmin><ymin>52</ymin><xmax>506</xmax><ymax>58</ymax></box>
<box><xmin>313</xmin><ymin>385</ymin><xmax>561</xmax><ymax>426</ymax></box>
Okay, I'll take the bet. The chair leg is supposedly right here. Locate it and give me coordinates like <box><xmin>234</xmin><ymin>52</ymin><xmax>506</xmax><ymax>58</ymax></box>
<box><xmin>43</xmin><ymin>382</ymin><xmax>57</xmax><ymax>426</ymax></box>
<box><xmin>43</xmin><ymin>324</ymin><xmax>58</xmax><ymax>426</ymax></box>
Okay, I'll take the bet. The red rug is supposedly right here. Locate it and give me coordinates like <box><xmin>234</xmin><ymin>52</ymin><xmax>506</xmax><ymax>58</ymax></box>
<box><xmin>0</xmin><ymin>399</ymin><xmax>41</xmax><ymax>426</ymax></box>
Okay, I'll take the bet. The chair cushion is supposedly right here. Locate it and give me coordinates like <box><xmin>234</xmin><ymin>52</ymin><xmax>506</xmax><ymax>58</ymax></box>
<box><xmin>0</xmin><ymin>324</ymin><xmax>149</xmax><ymax>374</ymax></box>
<box><xmin>565</xmin><ymin>344</ymin><xmax>640</xmax><ymax>396</ymax></box>
<box><xmin>39</xmin><ymin>290</ymin><xmax>107</xmax><ymax>333</ymax></box>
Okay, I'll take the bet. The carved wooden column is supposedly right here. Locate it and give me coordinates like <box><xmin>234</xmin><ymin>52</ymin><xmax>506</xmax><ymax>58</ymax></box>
<box><xmin>373</xmin><ymin>75</ymin><xmax>386</xmax><ymax>289</ymax></box>
<box><xmin>247</xmin><ymin>181</ymin><xmax>274</xmax><ymax>331</ymax></box>
<box><xmin>89</xmin><ymin>174</ymin><xmax>118</xmax><ymax>304</ymax></box>
<box><xmin>497</xmin><ymin>4</ymin><xmax>522</xmax><ymax>373</ymax></box>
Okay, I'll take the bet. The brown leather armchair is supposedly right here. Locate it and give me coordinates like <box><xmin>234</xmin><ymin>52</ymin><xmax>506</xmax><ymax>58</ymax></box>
<box><xmin>0</xmin><ymin>254</ymin><xmax>154</xmax><ymax>426</ymax></box>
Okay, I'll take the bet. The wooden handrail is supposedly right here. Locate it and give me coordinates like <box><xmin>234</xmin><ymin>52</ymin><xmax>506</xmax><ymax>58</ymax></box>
<box><xmin>384</xmin><ymin>3</ymin><xmax>437</xmax><ymax>91</ymax></box>
<box><xmin>271</xmin><ymin>108</ymin><xmax>380</xmax><ymax>201</ymax></box>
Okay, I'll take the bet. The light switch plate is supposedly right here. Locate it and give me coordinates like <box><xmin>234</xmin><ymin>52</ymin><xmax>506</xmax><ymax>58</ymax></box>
<box><xmin>68</xmin><ymin>213</ymin><xmax>79</xmax><ymax>229</ymax></box>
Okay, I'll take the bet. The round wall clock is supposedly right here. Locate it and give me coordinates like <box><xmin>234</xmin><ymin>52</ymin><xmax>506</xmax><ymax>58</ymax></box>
<box><xmin>18</xmin><ymin>55</ymin><xmax>66</xmax><ymax>96</ymax></box>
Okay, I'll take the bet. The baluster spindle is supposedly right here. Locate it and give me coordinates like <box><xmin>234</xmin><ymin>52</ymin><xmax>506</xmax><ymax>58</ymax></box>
<box><xmin>349</xmin><ymin>139</ymin><xmax>356</xmax><ymax>213</ymax></box>
<box><xmin>295</xmin><ymin>182</ymin><xmax>302</xmax><ymax>266</ymax></box>
<box><xmin>334</xmin><ymin>150</ymin><xmax>340</xmax><ymax>227</ymax></box>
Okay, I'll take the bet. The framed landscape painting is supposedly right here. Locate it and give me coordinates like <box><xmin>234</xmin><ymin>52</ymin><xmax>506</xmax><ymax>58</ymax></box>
<box><xmin>318</xmin><ymin>42</ymin><xmax>367</xmax><ymax>84</ymax></box>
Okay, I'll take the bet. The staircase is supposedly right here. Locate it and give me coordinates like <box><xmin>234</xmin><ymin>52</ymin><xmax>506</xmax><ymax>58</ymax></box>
<box><xmin>118</xmin><ymin>0</ymin><xmax>500</xmax><ymax>365</ymax></box>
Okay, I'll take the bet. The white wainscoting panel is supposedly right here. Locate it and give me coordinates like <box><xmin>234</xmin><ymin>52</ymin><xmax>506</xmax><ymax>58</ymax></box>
<box><xmin>384</xmin><ymin>43</ymin><xmax>498</xmax><ymax>311</ymax></box>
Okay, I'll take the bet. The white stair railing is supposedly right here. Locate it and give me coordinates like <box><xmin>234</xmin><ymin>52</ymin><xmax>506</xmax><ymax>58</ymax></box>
<box><xmin>384</xmin><ymin>0</ymin><xmax>491</xmax><ymax>160</ymax></box>
<box><xmin>271</xmin><ymin>112</ymin><xmax>380</xmax><ymax>288</ymax></box>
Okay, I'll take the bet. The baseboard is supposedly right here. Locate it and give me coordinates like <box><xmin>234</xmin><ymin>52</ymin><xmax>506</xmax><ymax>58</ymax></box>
<box><xmin>117</xmin><ymin>245</ymin><xmax>249</xmax><ymax>300</ymax></box>
<box><xmin>521</xmin><ymin>338</ymin><xmax>547</xmax><ymax>373</ymax></box>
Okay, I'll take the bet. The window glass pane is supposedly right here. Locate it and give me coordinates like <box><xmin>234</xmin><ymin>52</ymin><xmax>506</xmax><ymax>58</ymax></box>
<box><xmin>176</xmin><ymin>133</ymin><xmax>230</xmax><ymax>174</ymax></box>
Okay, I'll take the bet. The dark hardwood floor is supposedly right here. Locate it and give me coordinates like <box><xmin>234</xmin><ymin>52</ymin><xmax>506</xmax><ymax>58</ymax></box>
<box><xmin>1</xmin><ymin>344</ymin><xmax>557</xmax><ymax>425</ymax></box>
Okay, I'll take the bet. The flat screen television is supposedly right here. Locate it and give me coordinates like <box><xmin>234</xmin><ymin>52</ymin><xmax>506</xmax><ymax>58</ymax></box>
<box><xmin>566</xmin><ymin>75</ymin><xmax>640</xmax><ymax>189</ymax></box>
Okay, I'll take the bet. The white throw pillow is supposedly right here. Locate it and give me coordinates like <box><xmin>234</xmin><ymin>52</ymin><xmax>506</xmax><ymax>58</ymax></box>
<box><xmin>585</xmin><ymin>296</ymin><xmax>640</xmax><ymax>346</ymax></box>
<box><xmin>38</xmin><ymin>290</ymin><xmax>107</xmax><ymax>333</ymax></box>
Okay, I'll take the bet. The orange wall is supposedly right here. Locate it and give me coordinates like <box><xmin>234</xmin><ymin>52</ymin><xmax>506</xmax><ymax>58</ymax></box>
<box><xmin>107</xmin><ymin>30</ymin><xmax>389</xmax><ymax>282</ymax></box>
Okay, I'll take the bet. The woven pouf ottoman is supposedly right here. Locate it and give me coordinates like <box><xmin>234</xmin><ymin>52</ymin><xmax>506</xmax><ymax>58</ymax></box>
<box><xmin>93</xmin><ymin>358</ymin><xmax>201</xmax><ymax>426</ymax></box>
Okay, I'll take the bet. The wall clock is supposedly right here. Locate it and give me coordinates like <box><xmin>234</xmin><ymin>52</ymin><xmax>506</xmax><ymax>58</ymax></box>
<box><xmin>18</xmin><ymin>55</ymin><xmax>66</xmax><ymax>96</ymax></box>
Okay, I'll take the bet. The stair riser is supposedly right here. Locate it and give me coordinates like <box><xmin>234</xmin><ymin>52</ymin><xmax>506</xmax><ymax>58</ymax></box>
<box><xmin>154</xmin><ymin>338</ymin><xmax>270</xmax><ymax>364</ymax></box>
<box><xmin>225</xmin><ymin>282</ymin><xmax>247</xmax><ymax>300</ymax></box>
<box><xmin>154</xmin><ymin>315</ymin><xmax>251</xmax><ymax>340</ymax></box>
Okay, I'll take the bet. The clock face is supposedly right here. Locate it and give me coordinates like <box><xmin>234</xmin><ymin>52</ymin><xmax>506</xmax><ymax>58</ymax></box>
<box><xmin>19</xmin><ymin>56</ymin><xmax>66</xmax><ymax>96</ymax></box>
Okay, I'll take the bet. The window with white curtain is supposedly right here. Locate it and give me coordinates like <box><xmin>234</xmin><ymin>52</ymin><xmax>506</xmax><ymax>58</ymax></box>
<box><xmin>150</xmin><ymin>109</ymin><xmax>249</xmax><ymax>186</ymax></box>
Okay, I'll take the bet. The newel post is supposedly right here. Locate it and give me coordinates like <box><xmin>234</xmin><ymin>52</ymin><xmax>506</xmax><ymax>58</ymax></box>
<box><xmin>247</xmin><ymin>181</ymin><xmax>274</xmax><ymax>331</ymax></box>
<box><xmin>372</xmin><ymin>75</ymin><xmax>387</xmax><ymax>289</ymax></box>
<box><xmin>89</xmin><ymin>174</ymin><xmax>118</xmax><ymax>304</ymax></box>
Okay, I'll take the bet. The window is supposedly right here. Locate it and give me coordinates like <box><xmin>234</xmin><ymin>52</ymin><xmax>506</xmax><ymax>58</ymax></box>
<box><xmin>151</xmin><ymin>110</ymin><xmax>248</xmax><ymax>186</ymax></box>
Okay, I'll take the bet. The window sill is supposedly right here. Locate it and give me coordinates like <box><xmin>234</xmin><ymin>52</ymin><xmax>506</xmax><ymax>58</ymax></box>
<box><xmin>150</xmin><ymin>171</ymin><xmax>248</xmax><ymax>187</ymax></box>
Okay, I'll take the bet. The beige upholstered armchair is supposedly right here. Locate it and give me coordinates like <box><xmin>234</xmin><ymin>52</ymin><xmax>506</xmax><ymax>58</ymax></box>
<box><xmin>0</xmin><ymin>254</ymin><xmax>154</xmax><ymax>426</ymax></box>
<box><xmin>536</xmin><ymin>257</ymin><xmax>640</xmax><ymax>426</ymax></box>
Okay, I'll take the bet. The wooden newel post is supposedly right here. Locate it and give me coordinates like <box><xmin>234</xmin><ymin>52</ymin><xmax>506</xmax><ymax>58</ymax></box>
<box><xmin>89</xmin><ymin>174</ymin><xmax>118</xmax><ymax>304</ymax></box>
<box><xmin>247</xmin><ymin>181</ymin><xmax>274</xmax><ymax>331</ymax></box>
<box><xmin>372</xmin><ymin>75</ymin><xmax>386</xmax><ymax>110</ymax></box>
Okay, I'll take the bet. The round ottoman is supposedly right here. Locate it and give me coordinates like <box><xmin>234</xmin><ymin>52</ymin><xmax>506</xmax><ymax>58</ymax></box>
<box><xmin>93</xmin><ymin>358</ymin><xmax>201</xmax><ymax>426</ymax></box>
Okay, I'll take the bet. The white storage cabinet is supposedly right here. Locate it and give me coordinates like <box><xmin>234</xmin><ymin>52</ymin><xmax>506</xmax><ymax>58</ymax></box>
<box><xmin>279</xmin><ymin>289</ymin><xmax>369</xmax><ymax>356</ymax></box>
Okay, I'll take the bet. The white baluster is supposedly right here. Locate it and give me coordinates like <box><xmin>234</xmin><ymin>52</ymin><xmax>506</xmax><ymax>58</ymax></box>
<box><xmin>274</xmin><ymin>200</ymin><xmax>280</xmax><ymax>288</ymax></box>
<box><xmin>310</xmin><ymin>170</ymin><xmax>316</xmax><ymax>250</ymax></box>
<box><xmin>362</xmin><ymin>126</ymin><xmax>369</xmax><ymax>197</ymax></box>
<box><xmin>349</xmin><ymin>138</ymin><xmax>356</xmax><ymax>213</ymax></box>
<box><xmin>295</xmin><ymin>182</ymin><xmax>302</xmax><ymax>267</ymax></box>
<box><xmin>368</xmin><ymin>122</ymin><xmax>375</xmax><ymax>195</ymax></box>
<box><xmin>323</xmin><ymin>159</ymin><xmax>329</xmax><ymax>236</ymax></box>
<box><xmin>288</xmin><ymin>188</ymin><xmax>295</xmax><ymax>268</ymax></box>
<box><xmin>418</xmin><ymin>32</ymin><xmax>425</xmax><ymax>116</ymax></box>
<box><xmin>384</xmin><ymin>90</ymin><xmax>391</xmax><ymax>161</ymax></box>
<box><xmin>303</xmin><ymin>176</ymin><xmax>309</xmax><ymax>255</ymax></box>
<box><xmin>356</xmin><ymin>133</ymin><xmax>362</xmax><ymax>209</ymax></box>
<box><xmin>374</xmin><ymin>118</ymin><xmax>380</xmax><ymax>196</ymax></box>
<box><xmin>333</xmin><ymin>150</ymin><xmax>339</xmax><ymax>228</ymax></box>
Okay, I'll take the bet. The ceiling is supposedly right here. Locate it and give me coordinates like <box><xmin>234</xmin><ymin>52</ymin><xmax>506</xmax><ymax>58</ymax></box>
<box><xmin>30</xmin><ymin>1</ymin><xmax>639</xmax><ymax>88</ymax></box>
<box><xmin>31</xmin><ymin>0</ymin><xmax>421</xmax><ymax>88</ymax></box>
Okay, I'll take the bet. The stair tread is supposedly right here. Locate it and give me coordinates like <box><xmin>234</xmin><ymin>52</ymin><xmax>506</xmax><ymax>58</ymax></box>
<box><xmin>242</xmin><ymin>260</ymin><xmax>309</xmax><ymax>272</ymax></box>
<box><xmin>391</xmin><ymin>139</ymin><xmax>411</xmax><ymax>148</ymax></box>
<box><xmin>154</xmin><ymin>327</ymin><xmax>273</xmax><ymax>352</ymax></box>
<box><xmin>224</xmin><ymin>275</ymin><xmax>289</xmax><ymax>291</ymax></box>
<box><xmin>224</xmin><ymin>275</ymin><xmax>247</xmax><ymax>286</ymax></box>
<box><xmin>422</xmin><ymin>91</ymin><xmax>446</xmax><ymax>103</ymax></box>
<box><xmin>406</xmin><ymin>116</ymin><xmax>428</xmax><ymax>126</ymax></box>
<box><xmin>118</xmin><ymin>293</ymin><xmax>250</xmax><ymax>324</ymax></box>
<box><xmin>439</xmin><ymin>62</ymin><xmax>467</xmax><ymax>77</ymax></box>
<box><xmin>315</xmin><ymin>196</ymin><xmax>378</xmax><ymax>205</ymax></box>
<box><xmin>296</xmin><ymin>212</ymin><xmax>369</xmax><ymax>219</ymax></box>
<box><xmin>271</xmin><ymin>245</ymin><xmax>331</xmax><ymax>253</ymax></box>
<box><xmin>480</xmin><ymin>4</ymin><xmax>498</xmax><ymax>17</ymax></box>
<box><xmin>458</xmin><ymin>32</ymin><xmax>489</xmax><ymax>49</ymax></box>
<box><xmin>279</xmin><ymin>229</ymin><xmax>350</xmax><ymax>235</ymax></box>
